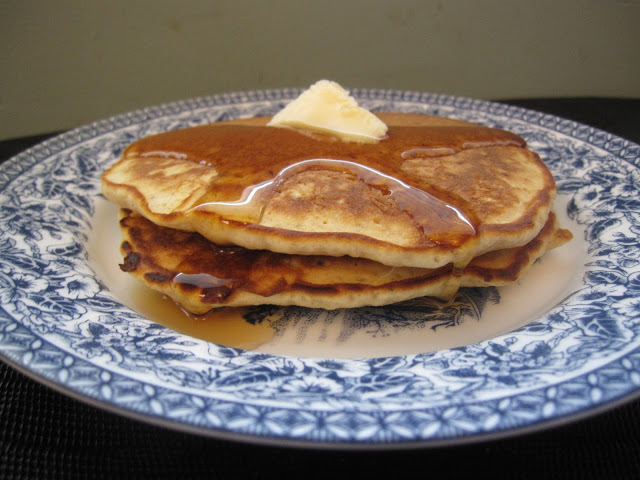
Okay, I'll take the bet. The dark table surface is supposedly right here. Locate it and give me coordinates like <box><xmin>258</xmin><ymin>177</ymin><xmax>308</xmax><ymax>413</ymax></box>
<box><xmin>1</xmin><ymin>98</ymin><xmax>639</xmax><ymax>479</ymax></box>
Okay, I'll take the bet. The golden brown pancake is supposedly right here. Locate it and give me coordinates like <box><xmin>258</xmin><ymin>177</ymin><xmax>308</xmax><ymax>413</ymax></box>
<box><xmin>102</xmin><ymin>113</ymin><xmax>557</xmax><ymax>269</ymax></box>
<box><xmin>118</xmin><ymin>209</ymin><xmax>571</xmax><ymax>313</ymax></box>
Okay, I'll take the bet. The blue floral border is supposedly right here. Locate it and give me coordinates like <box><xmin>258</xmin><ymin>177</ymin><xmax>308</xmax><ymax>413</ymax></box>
<box><xmin>1</xmin><ymin>88</ymin><xmax>639</xmax><ymax>446</ymax></box>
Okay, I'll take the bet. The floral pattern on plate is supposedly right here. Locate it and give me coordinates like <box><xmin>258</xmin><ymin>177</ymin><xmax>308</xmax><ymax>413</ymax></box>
<box><xmin>0</xmin><ymin>89</ymin><xmax>639</xmax><ymax>446</ymax></box>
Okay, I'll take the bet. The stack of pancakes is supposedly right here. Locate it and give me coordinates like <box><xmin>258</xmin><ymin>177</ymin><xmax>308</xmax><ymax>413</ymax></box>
<box><xmin>102</xmin><ymin>113</ymin><xmax>571</xmax><ymax>314</ymax></box>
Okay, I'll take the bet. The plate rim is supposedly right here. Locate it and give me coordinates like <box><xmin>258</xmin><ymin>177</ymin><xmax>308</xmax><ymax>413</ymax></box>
<box><xmin>1</xmin><ymin>87</ymin><xmax>639</xmax><ymax>448</ymax></box>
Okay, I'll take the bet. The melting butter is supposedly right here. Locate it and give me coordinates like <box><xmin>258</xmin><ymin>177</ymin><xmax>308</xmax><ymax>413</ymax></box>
<box><xmin>267</xmin><ymin>80</ymin><xmax>388</xmax><ymax>143</ymax></box>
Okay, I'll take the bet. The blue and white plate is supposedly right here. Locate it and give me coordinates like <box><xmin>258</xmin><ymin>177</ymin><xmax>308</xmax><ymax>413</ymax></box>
<box><xmin>1</xmin><ymin>89</ymin><xmax>639</xmax><ymax>448</ymax></box>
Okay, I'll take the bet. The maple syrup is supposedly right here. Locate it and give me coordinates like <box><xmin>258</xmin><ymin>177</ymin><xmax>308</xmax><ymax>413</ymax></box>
<box><xmin>128</xmin><ymin>280</ymin><xmax>276</xmax><ymax>350</ymax></box>
<box><xmin>125</xmin><ymin>124</ymin><xmax>525</xmax><ymax>241</ymax></box>
<box><xmin>193</xmin><ymin>158</ymin><xmax>476</xmax><ymax>236</ymax></box>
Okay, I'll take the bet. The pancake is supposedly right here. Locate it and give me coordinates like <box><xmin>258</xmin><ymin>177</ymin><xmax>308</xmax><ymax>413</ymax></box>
<box><xmin>117</xmin><ymin>209</ymin><xmax>571</xmax><ymax>313</ymax></box>
<box><xmin>102</xmin><ymin>113</ymin><xmax>557</xmax><ymax>269</ymax></box>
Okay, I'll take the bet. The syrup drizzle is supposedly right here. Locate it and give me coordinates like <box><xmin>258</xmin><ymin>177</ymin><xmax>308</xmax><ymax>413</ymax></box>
<box><xmin>173</xmin><ymin>272</ymin><xmax>233</xmax><ymax>288</ymax></box>
<box><xmin>124</xmin><ymin>123</ymin><xmax>525</xmax><ymax>241</ymax></box>
<box><xmin>401</xmin><ymin>147</ymin><xmax>457</xmax><ymax>159</ymax></box>
<box><xmin>193</xmin><ymin>158</ymin><xmax>476</xmax><ymax>236</ymax></box>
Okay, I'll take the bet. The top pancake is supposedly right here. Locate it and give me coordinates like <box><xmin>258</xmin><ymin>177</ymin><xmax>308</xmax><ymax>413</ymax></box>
<box><xmin>102</xmin><ymin>113</ymin><xmax>556</xmax><ymax>269</ymax></box>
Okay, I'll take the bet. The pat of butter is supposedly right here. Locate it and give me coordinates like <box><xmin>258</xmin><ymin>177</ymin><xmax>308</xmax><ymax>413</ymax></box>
<box><xmin>267</xmin><ymin>80</ymin><xmax>388</xmax><ymax>143</ymax></box>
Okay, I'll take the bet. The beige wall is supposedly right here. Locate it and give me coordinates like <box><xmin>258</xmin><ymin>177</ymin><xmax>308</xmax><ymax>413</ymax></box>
<box><xmin>1</xmin><ymin>0</ymin><xmax>639</xmax><ymax>140</ymax></box>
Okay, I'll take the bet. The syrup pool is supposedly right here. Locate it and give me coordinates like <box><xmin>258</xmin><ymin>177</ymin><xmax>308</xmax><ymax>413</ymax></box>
<box><xmin>125</xmin><ymin>123</ymin><xmax>525</xmax><ymax>245</ymax></box>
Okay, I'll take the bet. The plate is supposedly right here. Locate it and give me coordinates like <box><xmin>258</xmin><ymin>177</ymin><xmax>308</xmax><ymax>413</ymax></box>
<box><xmin>1</xmin><ymin>89</ymin><xmax>639</xmax><ymax>448</ymax></box>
